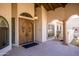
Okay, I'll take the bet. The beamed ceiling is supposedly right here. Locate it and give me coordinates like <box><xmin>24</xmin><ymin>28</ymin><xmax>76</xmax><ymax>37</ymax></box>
<box><xmin>35</xmin><ymin>3</ymin><xmax>67</xmax><ymax>11</ymax></box>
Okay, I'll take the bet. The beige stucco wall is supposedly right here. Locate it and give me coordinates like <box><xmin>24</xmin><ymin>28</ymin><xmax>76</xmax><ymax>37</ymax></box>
<box><xmin>47</xmin><ymin>7</ymin><xmax>66</xmax><ymax>23</ymax></box>
<box><xmin>35</xmin><ymin>7</ymin><xmax>42</xmax><ymax>42</ymax></box>
<box><xmin>42</xmin><ymin>6</ymin><xmax>47</xmax><ymax>42</ymax></box>
<box><xmin>12</xmin><ymin>3</ymin><xmax>17</xmax><ymax>18</ymax></box>
<box><xmin>0</xmin><ymin>4</ymin><xmax>12</xmax><ymax>55</ymax></box>
<box><xmin>47</xmin><ymin>4</ymin><xmax>79</xmax><ymax>23</ymax></box>
<box><xmin>65</xmin><ymin>4</ymin><xmax>79</xmax><ymax>20</ymax></box>
<box><xmin>35</xmin><ymin>6</ymin><xmax>47</xmax><ymax>43</ymax></box>
<box><xmin>17</xmin><ymin>3</ymin><xmax>34</xmax><ymax>17</ymax></box>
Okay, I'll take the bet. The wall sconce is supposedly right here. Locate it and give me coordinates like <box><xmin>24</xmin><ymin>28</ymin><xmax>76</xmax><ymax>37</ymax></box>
<box><xmin>33</xmin><ymin>16</ymin><xmax>39</xmax><ymax>22</ymax></box>
<box><xmin>34</xmin><ymin>16</ymin><xmax>38</xmax><ymax>20</ymax></box>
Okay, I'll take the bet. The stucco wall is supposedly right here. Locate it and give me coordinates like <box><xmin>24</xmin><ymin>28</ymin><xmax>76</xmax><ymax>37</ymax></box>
<box><xmin>42</xmin><ymin>6</ymin><xmax>47</xmax><ymax>42</ymax></box>
<box><xmin>47</xmin><ymin>4</ymin><xmax>79</xmax><ymax>23</ymax></box>
<box><xmin>0</xmin><ymin>4</ymin><xmax>12</xmax><ymax>55</ymax></box>
<box><xmin>12</xmin><ymin>3</ymin><xmax>17</xmax><ymax>18</ymax></box>
<box><xmin>47</xmin><ymin>7</ymin><xmax>65</xmax><ymax>23</ymax></box>
<box><xmin>65</xmin><ymin>4</ymin><xmax>79</xmax><ymax>20</ymax></box>
<box><xmin>17</xmin><ymin>3</ymin><xmax>34</xmax><ymax>17</ymax></box>
<box><xmin>35</xmin><ymin>6</ymin><xmax>47</xmax><ymax>43</ymax></box>
<box><xmin>35</xmin><ymin>7</ymin><xmax>42</xmax><ymax>42</ymax></box>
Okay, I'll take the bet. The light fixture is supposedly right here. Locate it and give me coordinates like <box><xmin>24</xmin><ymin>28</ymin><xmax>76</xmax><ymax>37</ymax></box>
<box><xmin>34</xmin><ymin>16</ymin><xmax>38</xmax><ymax>20</ymax></box>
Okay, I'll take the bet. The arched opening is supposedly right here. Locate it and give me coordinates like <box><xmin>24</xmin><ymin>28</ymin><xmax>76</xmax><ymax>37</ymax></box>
<box><xmin>66</xmin><ymin>15</ymin><xmax>79</xmax><ymax>46</ymax></box>
<box><xmin>19</xmin><ymin>12</ymin><xmax>34</xmax><ymax>45</ymax></box>
<box><xmin>0</xmin><ymin>16</ymin><xmax>9</xmax><ymax>49</ymax></box>
<box><xmin>20</xmin><ymin>12</ymin><xmax>33</xmax><ymax>18</ymax></box>
<box><xmin>48</xmin><ymin>19</ymin><xmax>63</xmax><ymax>41</ymax></box>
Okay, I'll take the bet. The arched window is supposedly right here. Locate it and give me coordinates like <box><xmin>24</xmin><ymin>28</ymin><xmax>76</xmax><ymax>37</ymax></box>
<box><xmin>0</xmin><ymin>16</ymin><xmax>9</xmax><ymax>49</ymax></box>
<box><xmin>20</xmin><ymin>12</ymin><xmax>33</xmax><ymax>18</ymax></box>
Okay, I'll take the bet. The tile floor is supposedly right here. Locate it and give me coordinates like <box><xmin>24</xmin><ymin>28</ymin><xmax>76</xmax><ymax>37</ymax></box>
<box><xmin>5</xmin><ymin>40</ymin><xmax>79</xmax><ymax>56</ymax></box>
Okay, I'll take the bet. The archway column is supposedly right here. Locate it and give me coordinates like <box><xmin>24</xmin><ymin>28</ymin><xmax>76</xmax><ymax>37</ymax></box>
<box><xmin>63</xmin><ymin>21</ymin><xmax>68</xmax><ymax>45</ymax></box>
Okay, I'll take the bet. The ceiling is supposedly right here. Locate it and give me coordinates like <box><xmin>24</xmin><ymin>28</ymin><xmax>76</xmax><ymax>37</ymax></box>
<box><xmin>35</xmin><ymin>3</ymin><xmax>67</xmax><ymax>11</ymax></box>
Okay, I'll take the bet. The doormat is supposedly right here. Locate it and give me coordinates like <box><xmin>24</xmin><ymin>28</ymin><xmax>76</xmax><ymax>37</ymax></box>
<box><xmin>22</xmin><ymin>43</ymin><xmax>38</xmax><ymax>48</ymax></box>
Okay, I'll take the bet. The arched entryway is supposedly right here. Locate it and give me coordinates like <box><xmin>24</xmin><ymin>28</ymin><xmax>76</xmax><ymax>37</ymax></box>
<box><xmin>0</xmin><ymin>16</ymin><xmax>9</xmax><ymax>49</ymax></box>
<box><xmin>19</xmin><ymin>12</ymin><xmax>34</xmax><ymax>45</ymax></box>
<box><xmin>48</xmin><ymin>19</ymin><xmax>63</xmax><ymax>41</ymax></box>
<box><xmin>66</xmin><ymin>15</ymin><xmax>79</xmax><ymax>46</ymax></box>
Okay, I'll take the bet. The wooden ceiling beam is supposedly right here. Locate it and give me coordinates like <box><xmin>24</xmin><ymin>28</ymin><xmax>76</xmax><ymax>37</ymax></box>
<box><xmin>58</xmin><ymin>3</ymin><xmax>65</xmax><ymax>7</ymax></box>
<box><xmin>51</xmin><ymin>4</ymin><xmax>56</xmax><ymax>10</ymax></box>
<box><xmin>35</xmin><ymin>3</ymin><xmax>41</xmax><ymax>8</ymax></box>
<box><xmin>48</xmin><ymin>3</ymin><xmax>54</xmax><ymax>10</ymax></box>
<box><xmin>35</xmin><ymin>3</ymin><xmax>67</xmax><ymax>11</ymax></box>
<box><xmin>42</xmin><ymin>3</ymin><xmax>50</xmax><ymax>11</ymax></box>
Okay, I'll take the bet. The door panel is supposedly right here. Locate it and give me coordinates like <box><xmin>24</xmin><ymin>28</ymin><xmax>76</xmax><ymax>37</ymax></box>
<box><xmin>19</xmin><ymin>18</ymin><xmax>34</xmax><ymax>45</ymax></box>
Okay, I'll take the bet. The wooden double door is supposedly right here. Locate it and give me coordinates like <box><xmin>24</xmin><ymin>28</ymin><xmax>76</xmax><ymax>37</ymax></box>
<box><xmin>19</xmin><ymin>18</ymin><xmax>34</xmax><ymax>45</ymax></box>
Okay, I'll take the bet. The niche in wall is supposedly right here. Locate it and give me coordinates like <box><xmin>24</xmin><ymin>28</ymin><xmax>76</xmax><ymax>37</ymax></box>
<box><xmin>0</xmin><ymin>16</ymin><xmax>9</xmax><ymax>49</ymax></box>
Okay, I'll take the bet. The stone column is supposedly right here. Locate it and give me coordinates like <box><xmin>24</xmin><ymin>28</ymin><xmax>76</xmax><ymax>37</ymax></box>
<box><xmin>63</xmin><ymin>21</ymin><xmax>67</xmax><ymax>45</ymax></box>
